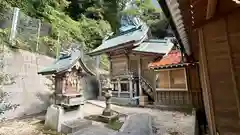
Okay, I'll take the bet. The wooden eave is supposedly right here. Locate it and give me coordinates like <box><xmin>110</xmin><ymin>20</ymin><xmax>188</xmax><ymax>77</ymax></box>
<box><xmin>158</xmin><ymin>0</ymin><xmax>191</xmax><ymax>56</ymax></box>
<box><xmin>131</xmin><ymin>51</ymin><xmax>164</xmax><ymax>56</ymax></box>
<box><xmin>88</xmin><ymin>40</ymin><xmax>135</xmax><ymax>56</ymax></box>
<box><xmin>150</xmin><ymin>62</ymin><xmax>198</xmax><ymax>70</ymax></box>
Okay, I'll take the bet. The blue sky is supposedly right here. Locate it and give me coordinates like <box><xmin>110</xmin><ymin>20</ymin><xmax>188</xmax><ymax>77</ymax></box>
<box><xmin>151</xmin><ymin>0</ymin><xmax>161</xmax><ymax>9</ymax></box>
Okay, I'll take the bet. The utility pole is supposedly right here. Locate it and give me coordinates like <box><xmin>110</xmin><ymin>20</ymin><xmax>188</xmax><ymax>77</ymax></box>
<box><xmin>56</xmin><ymin>31</ymin><xmax>60</xmax><ymax>58</ymax></box>
<box><xmin>9</xmin><ymin>7</ymin><xmax>20</xmax><ymax>46</ymax></box>
<box><xmin>36</xmin><ymin>19</ymin><xmax>41</xmax><ymax>71</ymax></box>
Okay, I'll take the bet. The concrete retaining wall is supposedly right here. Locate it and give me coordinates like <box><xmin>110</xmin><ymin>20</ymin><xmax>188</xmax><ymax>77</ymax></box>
<box><xmin>1</xmin><ymin>48</ymin><xmax>54</xmax><ymax>120</ymax></box>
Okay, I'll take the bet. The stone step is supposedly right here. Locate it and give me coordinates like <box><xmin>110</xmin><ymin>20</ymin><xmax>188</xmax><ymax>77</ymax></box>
<box><xmin>61</xmin><ymin>118</ymin><xmax>92</xmax><ymax>134</ymax></box>
<box><xmin>115</xmin><ymin>114</ymin><xmax>153</xmax><ymax>135</ymax></box>
<box><xmin>68</xmin><ymin>125</ymin><xmax>116</xmax><ymax>135</ymax></box>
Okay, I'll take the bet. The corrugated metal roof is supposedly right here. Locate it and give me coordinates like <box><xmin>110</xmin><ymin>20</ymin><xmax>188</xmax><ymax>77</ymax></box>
<box><xmin>132</xmin><ymin>39</ymin><xmax>174</xmax><ymax>54</ymax></box>
<box><xmin>88</xmin><ymin>24</ymin><xmax>149</xmax><ymax>56</ymax></box>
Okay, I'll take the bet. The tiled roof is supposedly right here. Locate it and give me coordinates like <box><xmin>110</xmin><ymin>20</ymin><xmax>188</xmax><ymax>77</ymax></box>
<box><xmin>88</xmin><ymin>24</ymin><xmax>149</xmax><ymax>56</ymax></box>
<box><xmin>148</xmin><ymin>49</ymin><xmax>182</xmax><ymax>68</ymax></box>
<box><xmin>132</xmin><ymin>39</ymin><xmax>174</xmax><ymax>54</ymax></box>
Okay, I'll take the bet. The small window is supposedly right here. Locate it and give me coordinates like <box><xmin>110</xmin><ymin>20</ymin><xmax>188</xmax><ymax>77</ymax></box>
<box><xmin>170</xmin><ymin>69</ymin><xmax>186</xmax><ymax>89</ymax></box>
<box><xmin>156</xmin><ymin>68</ymin><xmax>187</xmax><ymax>90</ymax></box>
<box><xmin>158</xmin><ymin>70</ymin><xmax>170</xmax><ymax>89</ymax></box>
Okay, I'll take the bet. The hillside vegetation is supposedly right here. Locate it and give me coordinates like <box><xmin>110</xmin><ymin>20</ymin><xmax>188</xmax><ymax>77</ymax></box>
<box><xmin>0</xmin><ymin>0</ymin><xmax>170</xmax><ymax>69</ymax></box>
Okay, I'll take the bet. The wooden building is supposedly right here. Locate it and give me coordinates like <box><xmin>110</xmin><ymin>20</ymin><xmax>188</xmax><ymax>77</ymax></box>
<box><xmin>38</xmin><ymin>49</ymin><xmax>99</xmax><ymax>103</ymax></box>
<box><xmin>149</xmin><ymin>49</ymin><xmax>203</xmax><ymax>109</ymax></box>
<box><xmin>89</xmin><ymin>22</ymin><xmax>174</xmax><ymax>105</ymax></box>
<box><xmin>158</xmin><ymin>0</ymin><xmax>240</xmax><ymax>134</ymax></box>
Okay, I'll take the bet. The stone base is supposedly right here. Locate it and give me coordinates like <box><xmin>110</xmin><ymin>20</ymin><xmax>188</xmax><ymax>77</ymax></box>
<box><xmin>45</xmin><ymin>105</ymin><xmax>64</xmax><ymax>132</ymax></box>
<box><xmin>98</xmin><ymin>96</ymin><xmax>139</xmax><ymax>105</ymax></box>
<box><xmin>44</xmin><ymin>104</ymin><xmax>84</xmax><ymax>132</ymax></box>
<box><xmin>98</xmin><ymin>114</ymin><xmax>119</xmax><ymax>123</ymax></box>
<box><xmin>117</xmin><ymin>114</ymin><xmax>153</xmax><ymax>135</ymax></box>
<box><xmin>61</xmin><ymin>118</ymin><xmax>92</xmax><ymax>134</ymax></box>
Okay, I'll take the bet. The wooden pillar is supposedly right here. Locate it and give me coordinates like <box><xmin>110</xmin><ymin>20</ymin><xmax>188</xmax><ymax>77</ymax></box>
<box><xmin>198</xmin><ymin>28</ymin><xmax>217</xmax><ymax>135</ymax></box>
<box><xmin>109</xmin><ymin>56</ymin><xmax>112</xmax><ymax>80</ymax></box>
<box><xmin>138</xmin><ymin>56</ymin><xmax>142</xmax><ymax>96</ymax></box>
<box><xmin>117</xmin><ymin>78</ymin><xmax>121</xmax><ymax>97</ymax></box>
<box><xmin>153</xmin><ymin>72</ymin><xmax>157</xmax><ymax>103</ymax></box>
<box><xmin>129</xmin><ymin>77</ymin><xmax>133</xmax><ymax>98</ymax></box>
<box><xmin>126</xmin><ymin>53</ymin><xmax>130</xmax><ymax>73</ymax></box>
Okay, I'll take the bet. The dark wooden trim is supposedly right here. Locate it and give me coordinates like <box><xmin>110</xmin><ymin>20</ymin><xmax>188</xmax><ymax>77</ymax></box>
<box><xmin>131</xmin><ymin>51</ymin><xmax>164</xmax><ymax>56</ymax></box>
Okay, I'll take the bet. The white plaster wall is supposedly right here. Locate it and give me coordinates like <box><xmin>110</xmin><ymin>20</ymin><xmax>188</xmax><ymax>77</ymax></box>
<box><xmin>1</xmin><ymin>48</ymin><xmax>54</xmax><ymax>120</ymax></box>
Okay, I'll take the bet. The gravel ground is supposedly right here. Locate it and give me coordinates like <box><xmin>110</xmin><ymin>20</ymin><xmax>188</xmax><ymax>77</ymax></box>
<box><xmin>0</xmin><ymin>104</ymin><xmax>115</xmax><ymax>135</ymax></box>
<box><xmin>0</xmin><ymin>118</ymin><xmax>45</xmax><ymax>135</ymax></box>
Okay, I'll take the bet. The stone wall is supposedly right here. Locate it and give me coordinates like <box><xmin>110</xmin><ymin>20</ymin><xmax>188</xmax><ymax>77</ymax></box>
<box><xmin>0</xmin><ymin>47</ymin><xmax>54</xmax><ymax>120</ymax></box>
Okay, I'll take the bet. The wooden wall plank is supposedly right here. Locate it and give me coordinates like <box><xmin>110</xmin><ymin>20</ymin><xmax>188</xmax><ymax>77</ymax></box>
<box><xmin>227</xmin><ymin>10</ymin><xmax>240</xmax><ymax>120</ymax></box>
<box><xmin>201</xmin><ymin>16</ymin><xmax>240</xmax><ymax>134</ymax></box>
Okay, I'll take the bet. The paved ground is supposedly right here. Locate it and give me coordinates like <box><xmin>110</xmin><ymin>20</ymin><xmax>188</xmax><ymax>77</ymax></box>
<box><xmin>116</xmin><ymin>114</ymin><xmax>153</xmax><ymax>135</ymax></box>
<box><xmin>70</xmin><ymin>125</ymin><xmax>116</xmax><ymax>135</ymax></box>
<box><xmin>87</xmin><ymin>100</ymin><xmax>195</xmax><ymax>135</ymax></box>
<box><xmin>0</xmin><ymin>100</ymin><xmax>195</xmax><ymax>135</ymax></box>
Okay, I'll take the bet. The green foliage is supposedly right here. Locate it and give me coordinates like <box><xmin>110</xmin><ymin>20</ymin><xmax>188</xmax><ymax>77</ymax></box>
<box><xmin>0</xmin><ymin>0</ymin><xmax>169</xmax><ymax>70</ymax></box>
<box><xmin>0</xmin><ymin>0</ymin><xmax>111</xmax><ymax>53</ymax></box>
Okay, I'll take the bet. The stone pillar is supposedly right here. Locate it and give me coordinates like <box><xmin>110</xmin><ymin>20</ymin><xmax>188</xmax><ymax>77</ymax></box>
<box><xmin>129</xmin><ymin>77</ymin><xmax>133</xmax><ymax>98</ymax></box>
<box><xmin>102</xmin><ymin>92</ymin><xmax>112</xmax><ymax>116</ymax></box>
<box><xmin>117</xmin><ymin>78</ymin><xmax>121</xmax><ymax>97</ymax></box>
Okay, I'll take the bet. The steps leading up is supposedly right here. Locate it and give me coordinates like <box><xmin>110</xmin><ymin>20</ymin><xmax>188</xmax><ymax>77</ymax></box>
<box><xmin>140</xmin><ymin>77</ymin><xmax>154</xmax><ymax>101</ymax></box>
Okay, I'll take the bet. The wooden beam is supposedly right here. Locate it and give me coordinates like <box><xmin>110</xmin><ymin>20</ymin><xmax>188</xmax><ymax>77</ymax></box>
<box><xmin>138</xmin><ymin>56</ymin><xmax>143</xmax><ymax>96</ymax></box>
<box><xmin>206</xmin><ymin>0</ymin><xmax>218</xmax><ymax>19</ymax></box>
<box><xmin>198</xmin><ymin>28</ymin><xmax>217</xmax><ymax>135</ymax></box>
